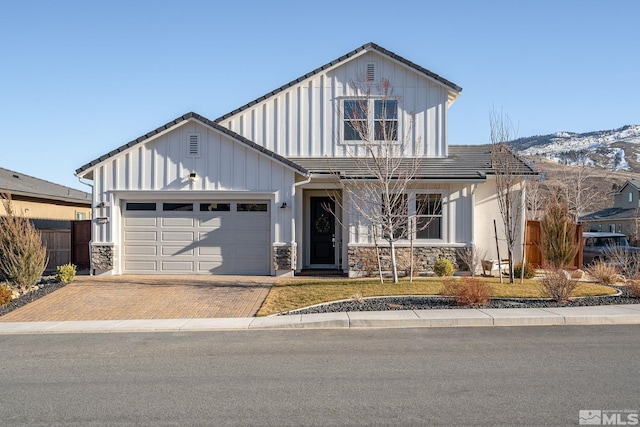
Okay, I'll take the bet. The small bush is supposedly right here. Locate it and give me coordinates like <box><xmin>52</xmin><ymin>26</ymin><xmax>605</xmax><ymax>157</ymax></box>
<box><xmin>55</xmin><ymin>263</ymin><xmax>77</xmax><ymax>284</ymax></box>
<box><xmin>513</xmin><ymin>261</ymin><xmax>536</xmax><ymax>279</ymax></box>
<box><xmin>586</xmin><ymin>260</ymin><xmax>620</xmax><ymax>285</ymax></box>
<box><xmin>356</xmin><ymin>249</ymin><xmax>380</xmax><ymax>278</ymax></box>
<box><xmin>433</xmin><ymin>257</ymin><xmax>455</xmax><ymax>277</ymax></box>
<box><xmin>0</xmin><ymin>284</ymin><xmax>12</xmax><ymax>306</ymax></box>
<box><xmin>626</xmin><ymin>280</ymin><xmax>640</xmax><ymax>298</ymax></box>
<box><xmin>0</xmin><ymin>197</ymin><xmax>48</xmax><ymax>292</ymax></box>
<box><xmin>442</xmin><ymin>277</ymin><xmax>491</xmax><ymax>306</ymax></box>
<box><xmin>539</xmin><ymin>269</ymin><xmax>578</xmax><ymax>302</ymax></box>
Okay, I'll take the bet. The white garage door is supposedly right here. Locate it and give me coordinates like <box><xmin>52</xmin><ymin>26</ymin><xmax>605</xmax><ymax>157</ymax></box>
<box><xmin>122</xmin><ymin>201</ymin><xmax>271</xmax><ymax>275</ymax></box>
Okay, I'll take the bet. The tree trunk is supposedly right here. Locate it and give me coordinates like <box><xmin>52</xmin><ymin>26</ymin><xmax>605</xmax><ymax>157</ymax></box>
<box><xmin>389</xmin><ymin>239</ymin><xmax>399</xmax><ymax>284</ymax></box>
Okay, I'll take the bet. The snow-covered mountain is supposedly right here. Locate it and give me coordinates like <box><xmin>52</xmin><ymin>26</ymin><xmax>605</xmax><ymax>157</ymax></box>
<box><xmin>510</xmin><ymin>125</ymin><xmax>640</xmax><ymax>172</ymax></box>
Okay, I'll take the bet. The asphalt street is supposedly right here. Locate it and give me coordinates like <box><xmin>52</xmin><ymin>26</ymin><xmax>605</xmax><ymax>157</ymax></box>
<box><xmin>1</xmin><ymin>325</ymin><xmax>638</xmax><ymax>426</ymax></box>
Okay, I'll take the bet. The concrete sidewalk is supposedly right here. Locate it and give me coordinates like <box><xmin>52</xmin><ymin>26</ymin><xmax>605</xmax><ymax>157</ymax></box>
<box><xmin>1</xmin><ymin>304</ymin><xmax>640</xmax><ymax>334</ymax></box>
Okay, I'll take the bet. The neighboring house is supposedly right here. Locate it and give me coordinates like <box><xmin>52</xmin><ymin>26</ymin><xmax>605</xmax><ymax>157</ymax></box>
<box><xmin>0</xmin><ymin>167</ymin><xmax>92</xmax><ymax>271</ymax></box>
<box><xmin>582</xmin><ymin>179</ymin><xmax>640</xmax><ymax>245</ymax></box>
<box><xmin>0</xmin><ymin>167</ymin><xmax>91</xmax><ymax>222</ymax></box>
<box><xmin>75</xmin><ymin>42</ymin><xmax>535</xmax><ymax>276</ymax></box>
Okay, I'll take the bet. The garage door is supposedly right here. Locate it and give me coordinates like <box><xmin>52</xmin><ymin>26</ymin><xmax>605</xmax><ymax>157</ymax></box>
<box><xmin>122</xmin><ymin>201</ymin><xmax>271</xmax><ymax>275</ymax></box>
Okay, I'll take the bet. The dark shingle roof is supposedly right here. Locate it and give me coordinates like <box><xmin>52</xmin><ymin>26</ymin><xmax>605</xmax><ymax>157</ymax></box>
<box><xmin>215</xmin><ymin>42</ymin><xmax>462</xmax><ymax>123</ymax></box>
<box><xmin>75</xmin><ymin>112</ymin><xmax>309</xmax><ymax>176</ymax></box>
<box><xmin>288</xmin><ymin>145</ymin><xmax>536</xmax><ymax>180</ymax></box>
<box><xmin>0</xmin><ymin>167</ymin><xmax>91</xmax><ymax>205</ymax></box>
<box><xmin>581</xmin><ymin>207</ymin><xmax>638</xmax><ymax>221</ymax></box>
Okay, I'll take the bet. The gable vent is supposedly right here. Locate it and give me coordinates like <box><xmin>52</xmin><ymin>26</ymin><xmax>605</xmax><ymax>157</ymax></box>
<box><xmin>187</xmin><ymin>133</ymin><xmax>200</xmax><ymax>157</ymax></box>
<box><xmin>365</xmin><ymin>62</ymin><xmax>376</xmax><ymax>82</ymax></box>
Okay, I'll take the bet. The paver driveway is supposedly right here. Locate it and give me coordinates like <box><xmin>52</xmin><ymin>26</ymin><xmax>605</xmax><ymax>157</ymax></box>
<box><xmin>0</xmin><ymin>275</ymin><xmax>274</xmax><ymax>322</ymax></box>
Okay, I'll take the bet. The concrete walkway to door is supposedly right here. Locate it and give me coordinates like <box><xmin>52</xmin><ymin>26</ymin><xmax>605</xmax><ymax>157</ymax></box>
<box><xmin>0</xmin><ymin>275</ymin><xmax>274</xmax><ymax>322</ymax></box>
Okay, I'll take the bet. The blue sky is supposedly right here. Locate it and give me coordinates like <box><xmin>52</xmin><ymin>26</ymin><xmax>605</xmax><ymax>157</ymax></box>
<box><xmin>1</xmin><ymin>0</ymin><xmax>638</xmax><ymax>191</ymax></box>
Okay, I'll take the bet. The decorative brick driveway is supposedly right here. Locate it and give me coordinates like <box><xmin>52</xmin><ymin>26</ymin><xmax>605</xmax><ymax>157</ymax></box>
<box><xmin>0</xmin><ymin>275</ymin><xmax>274</xmax><ymax>322</ymax></box>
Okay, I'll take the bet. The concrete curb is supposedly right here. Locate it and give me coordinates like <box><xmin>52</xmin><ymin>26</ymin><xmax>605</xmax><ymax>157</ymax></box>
<box><xmin>1</xmin><ymin>304</ymin><xmax>640</xmax><ymax>334</ymax></box>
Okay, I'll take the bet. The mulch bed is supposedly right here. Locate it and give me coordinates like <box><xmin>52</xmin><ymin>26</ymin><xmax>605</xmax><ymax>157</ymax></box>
<box><xmin>0</xmin><ymin>277</ymin><xmax>68</xmax><ymax>317</ymax></box>
<box><xmin>283</xmin><ymin>286</ymin><xmax>640</xmax><ymax>315</ymax></box>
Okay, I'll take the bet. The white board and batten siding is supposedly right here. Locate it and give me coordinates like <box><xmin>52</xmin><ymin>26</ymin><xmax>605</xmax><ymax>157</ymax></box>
<box><xmin>219</xmin><ymin>51</ymin><xmax>450</xmax><ymax>159</ymax></box>
<box><xmin>90</xmin><ymin>120</ymin><xmax>297</xmax><ymax>274</ymax></box>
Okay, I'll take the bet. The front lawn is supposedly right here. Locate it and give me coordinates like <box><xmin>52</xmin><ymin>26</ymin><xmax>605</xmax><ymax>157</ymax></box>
<box><xmin>256</xmin><ymin>276</ymin><xmax>617</xmax><ymax>316</ymax></box>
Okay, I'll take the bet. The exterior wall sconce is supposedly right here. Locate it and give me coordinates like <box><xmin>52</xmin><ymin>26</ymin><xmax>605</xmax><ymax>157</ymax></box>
<box><xmin>188</xmin><ymin>172</ymin><xmax>197</xmax><ymax>182</ymax></box>
<box><xmin>280</xmin><ymin>202</ymin><xmax>288</xmax><ymax>209</ymax></box>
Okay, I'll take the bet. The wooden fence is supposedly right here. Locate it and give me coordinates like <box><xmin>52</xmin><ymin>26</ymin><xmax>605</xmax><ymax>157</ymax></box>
<box><xmin>39</xmin><ymin>220</ymin><xmax>91</xmax><ymax>273</ymax></box>
<box><xmin>525</xmin><ymin>220</ymin><xmax>583</xmax><ymax>268</ymax></box>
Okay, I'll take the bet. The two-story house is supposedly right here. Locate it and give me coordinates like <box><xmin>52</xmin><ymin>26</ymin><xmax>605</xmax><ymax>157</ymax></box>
<box><xmin>582</xmin><ymin>179</ymin><xmax>640</xmax><ymax>244</ymax></box>
<box><xmin>75</xmin><ymin>43</ymin><xmax>534</xmax><ymax>276</ymax></box>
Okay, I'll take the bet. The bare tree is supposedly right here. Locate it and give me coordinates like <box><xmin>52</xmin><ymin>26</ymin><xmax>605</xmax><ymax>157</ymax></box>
<box><xmin>490</xmin><ymin>109</ymin><xmax>526</xmax><ymax>283</ymax></box>
<box><xmin>560</xmin><ymin>158</ymin><xmax>608</xmax><ymax>223</ymax></box>
<box><xmin>524</xmin><ymin>174</ymin><xmax>545</xmax><ymax>220</ymax></box>
<box><xmin>331</xmin><ymin>77</ymin><xmax>440</xmax><ymax>283</ymax></box>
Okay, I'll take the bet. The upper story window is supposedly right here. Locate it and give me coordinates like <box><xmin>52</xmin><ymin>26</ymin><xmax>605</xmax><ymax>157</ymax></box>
<box><xmin>343</xmin><ymin>99</ymin><xmax>398</xmax><ymax>142</ymax></box>
<box><xmin>629</xmin><ymin>192</ymin><xmax>633</xmax><ymax>203</ymax></box>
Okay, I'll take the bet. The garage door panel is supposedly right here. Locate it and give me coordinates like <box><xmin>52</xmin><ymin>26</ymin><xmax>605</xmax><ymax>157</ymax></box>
<box><xmin>125</xmin><ymin>260</ymin><xmax>158</xmax><ymax>271</ymax></box>
<box><xmin>198</xmin><ymin>246</ymin><xmax>223</xmax><ymax>256</ymax></box>
<box><xmin>124</xmin><ymin>245</ymin><xmax>157</xmax><ymax>255</ymax></box>
<box><xmin>162</xmin><ymin>217</ymin><xmax>194</xmax><ymax>227</ymax></box>
<box><xmin>123</xmin><ymin>200</ymin><xmax>270</xmax><ymax>275</ymax></box>
<box><xmin>161</xmin><ymin>246</ymin><xmax>194</xmax><ymax>256</ymax></box>
<box><xmin>161</xmin><ymin>231</ymin><xmax>195</xmax><ymax>242</ymax></box>
<box><xmin>125</xmin><ymin>231</ymin><xmax>157</xmax><ymax>241</ymax></box>
<box><xmin>161</xmin><ymin>261</ymin><xmax>195</xmax><ymax>271</ymax></box>
<box><xmin>125</xmin><ymin>217</ymin><xmax>157</xmax><ymax>227</ymax></box>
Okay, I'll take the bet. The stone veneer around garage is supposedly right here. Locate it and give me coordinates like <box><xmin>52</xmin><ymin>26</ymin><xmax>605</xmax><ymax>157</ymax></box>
<box><xmin>347</xmin><ymin>245</ymin><xmax>462</xmax><ymax>277</ymax></box>
<box><xmin>273</xmin><ymin>244</ymin><xmax>296</xmax><ymax>275</ymax></box>
<box><xmin>91</xmin><ymin>244</ymin><xmax>114</xmax><ymax>270</ymax></box>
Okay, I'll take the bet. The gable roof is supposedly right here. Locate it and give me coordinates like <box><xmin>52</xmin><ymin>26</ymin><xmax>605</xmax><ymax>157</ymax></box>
<box><xmin>0</xmin><ymin>167</ymin><xmax>91</xmax><ymax>205</ymax></box>
<box><xmin>289</xmin><ymin>145</ymin><xmax>536</xmax><ymax>180</ymax></box>
<box><xmin>75</xmin><ymin>112</ymin><xmax>309</xmax><ymax>177</ymax></box>
<box><xmin>617</xmin><ymin>179</ymin><xmax>640</xmax><ymax>193</ymax></box>
<box><xmin>215</xmin><ymin>42</ymin><xmax>462</xmax><ymax>123</ymax></box>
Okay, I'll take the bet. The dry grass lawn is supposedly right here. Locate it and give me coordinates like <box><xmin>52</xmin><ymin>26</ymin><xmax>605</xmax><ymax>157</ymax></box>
<box><xmin>256</xmin><ymin>276</ymin><xmax>617</xmax><ymax>316</ymax></box>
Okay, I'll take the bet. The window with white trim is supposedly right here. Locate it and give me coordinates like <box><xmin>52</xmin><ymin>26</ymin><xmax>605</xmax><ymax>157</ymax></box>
<box><xmin>415</xmin><ymin>194</ymin><xmax>442</xmax><ymax>240</ymax></box>
<box><xmin>629</xmin><ymin>192</ymin><xmax>633</xmax><ymax>203</ymax></box>
<box><xmin>343</xmin><ymin>99</ymin><xmax>398</xmax><ymax>142</ymax></box>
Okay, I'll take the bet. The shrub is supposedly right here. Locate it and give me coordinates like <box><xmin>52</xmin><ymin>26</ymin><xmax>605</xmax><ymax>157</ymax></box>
<box><xmin>539</xmin><ymin>269</ymin><xmax>578</xmax><ymax>302</ymax></box>
<box><xmin>55</xmin><ymin>263</ymin><xmax>77</xmax><ymax>284</ymax></box>
<box><xmin>513</xmin><ymin>261</ymin><xmax>536</xmax><ymax>279</ymax></box>
<box><xmin>433</xmin><ymin>257</ymin><xmax>455</xmax><ymax>277</ymax></box>
<box><xmin>540</xmin><ymin>197</ymin><xmax>578</xmax><ymax>270</ymax></box>
<box><xmin>586</xmin><ymin>259</ymin><xmax>620</xmax><ymax>285</ymax></box>
<box><xmin>442</xmin><ymin>277</ymin><xmax>491</xmax><ymax>306</ymax></box>
<box><xmin>0</xmin><ymin>284</ymin><xmax>12</xmax><ymax>306</ymax></box>
<box><xmin>627</xmin><ymin>280</ymin><xmax>640</xmax><ymax>298</ymax></box>
<box><xmin>356</xmin><ymin>248</ymin><xmax>380</xmax><ymax>278</ymax></box>
<box><xmin>0</xmin><ymin>197</ymin><xmax>48</xmax><ymax>292</ymax></box>
<box><xmin>396</xmin><ymin>251</ymin><xmax>417</xmax><ymax>277</ymax></box>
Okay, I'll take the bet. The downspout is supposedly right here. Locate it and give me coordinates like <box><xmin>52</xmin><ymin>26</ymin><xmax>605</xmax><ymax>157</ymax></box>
<box><xmin>77</xmin><ymin>175</ymin><xmax>95</xmax><ymax>275</ymax></box>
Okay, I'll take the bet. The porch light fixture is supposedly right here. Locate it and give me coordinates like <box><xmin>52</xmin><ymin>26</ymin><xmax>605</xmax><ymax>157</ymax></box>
<box><xmin>280</xmin><ymin>202</ymin><xmax>288</xmax><ymax>209</ymax></box>
<box><xmin>188</xmin><ymin>172</ymin><xmax>197</xmax><ymax>182</ymax></box>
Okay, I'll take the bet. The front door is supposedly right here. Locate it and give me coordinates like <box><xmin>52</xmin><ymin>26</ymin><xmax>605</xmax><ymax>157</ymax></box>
<box><xmin>310</xmin><ymin>197</ymin><xmax>335</xmax><ymax>265</ymax></box>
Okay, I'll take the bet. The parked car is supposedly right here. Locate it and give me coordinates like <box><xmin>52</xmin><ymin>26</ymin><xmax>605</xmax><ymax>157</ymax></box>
<box><xmin>582</xmin><ymin>232</ymin><xmax>640</xmax><ymax>266</ymax></box>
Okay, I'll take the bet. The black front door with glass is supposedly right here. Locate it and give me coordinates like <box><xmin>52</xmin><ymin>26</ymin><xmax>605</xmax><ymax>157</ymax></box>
<box><xmin>310</xmin><ymin>197</ymin><xmax>335</xmax><ymax>265</ymax></box>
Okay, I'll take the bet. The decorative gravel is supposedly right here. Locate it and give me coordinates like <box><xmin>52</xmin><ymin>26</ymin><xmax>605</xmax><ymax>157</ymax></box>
<box><xmin>0</xmin><ymin>277</ymin><xmax>67</xmax><ymax>317</ymax></box>
<box><xmin>281</xmin><ymin>286</ymin><xmax>640</xmax><ymax>315</ymax></box>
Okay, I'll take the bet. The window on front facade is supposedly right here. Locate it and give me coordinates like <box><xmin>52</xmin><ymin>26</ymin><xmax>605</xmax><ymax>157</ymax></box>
<box><xmin>415</xmin><ymin>194</ymin><xmax>442</xmax><ymax>240</ymax></box>
<box><xmin>629</xmin><ymin>192</ymin><xmax>633</xmax><ymax>203</ymax></box>
<box><xmin>343</xmin><ymin>99</ymin><xmax>398</xmax><ymax>142</ymax></box>
<box><xmin>343</xmin><ymin>100</ymin><xmax>368</xmax><ymax>141</ymax></box>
